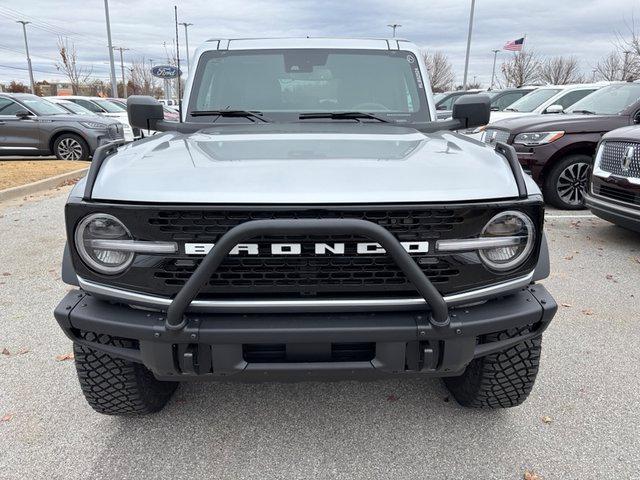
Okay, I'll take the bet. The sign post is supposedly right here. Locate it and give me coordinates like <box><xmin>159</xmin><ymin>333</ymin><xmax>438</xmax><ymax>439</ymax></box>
<box><xmin>150</xmin><ymin>65</ymin><xmax>182</xmax><ymax>101</ymax></box>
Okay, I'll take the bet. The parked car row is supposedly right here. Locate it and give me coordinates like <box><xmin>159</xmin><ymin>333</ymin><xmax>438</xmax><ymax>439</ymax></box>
<box><xmin>0</xmin><ymin>93</ymin><xmax>170</xmax><ymax>160</ymax></box>
<box><xmin>435</xmin><ymin>86</ymin><xmax>536</xmax><ymax>120</ymax></box>
<box><xmin>478</xmin><ymin>82</ymin><xmax>640</xmax><ymax>210</ymax></box>
<box><xmin>0</xmin><ymin>93</ymin><xmax>127</xmax><ymax>160</ymax></box>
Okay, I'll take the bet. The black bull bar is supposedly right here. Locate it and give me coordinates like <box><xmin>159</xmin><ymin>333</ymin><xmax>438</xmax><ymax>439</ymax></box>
<box><xmin>164</xmin><ymin>218</ymin><xmax>451</xmax><ymax>331</ymax></box>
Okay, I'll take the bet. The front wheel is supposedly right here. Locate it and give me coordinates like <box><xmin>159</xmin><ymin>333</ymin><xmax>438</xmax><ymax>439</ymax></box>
<box><xmin>74</xmin><ymin>333</ymin><xmax>178</xmax><ymax>415</ymax></box>
<box><xmin>543</xmin><ymin>154</ymin><xmax>592</xmax><ymax>209</ymax></box>
<box><xmin>443</xmin><ymin>327</ymin><xmax>542</xmax><ymax>409</ymax></box>
<box><xmin>53</xmin><ymin>133</ymin><xmax>89</xmax><ymax>161</ymax></box>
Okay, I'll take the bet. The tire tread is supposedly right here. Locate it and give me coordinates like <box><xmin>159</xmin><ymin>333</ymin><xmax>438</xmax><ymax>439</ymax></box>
<box><xmin>443</xmin><ymin>326</ymin><xmax>542</xmax><ymax>409</ymax></box>
<box><xmin>73</xmin><ymin>333</ymin><xmax>177</xmax><ymax>415</ymax></box>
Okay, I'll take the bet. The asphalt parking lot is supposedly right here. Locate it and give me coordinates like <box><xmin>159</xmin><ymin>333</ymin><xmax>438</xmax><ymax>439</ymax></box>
<box><xmin>1</xmin><ymin>187</ymin><xmax>639</xmax><ymax>479</ymax></box>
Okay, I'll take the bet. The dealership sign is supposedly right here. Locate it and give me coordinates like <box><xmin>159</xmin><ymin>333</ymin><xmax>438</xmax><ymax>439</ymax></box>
<box><xmin>151</xmin><ymin>65</ymin><xmax>182</xmax><ymax>79</ymax></box>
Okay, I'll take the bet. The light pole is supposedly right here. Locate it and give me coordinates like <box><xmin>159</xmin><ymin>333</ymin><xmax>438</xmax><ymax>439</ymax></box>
<box><xmin>462</xmin><ymin>0</ymin><xmax>476</xmax><ymax>90</ymax></box>
<box><xmin>179</xmin><ymin>22</ymin><xmax>193</xmax><ymax>71</ymax></box>
<box><xmin>387</xmin><ymin>24</ymin><xmax>401</xmax><ymax>37</ymax></box>
<box><xmin>162</xmin><ymin>41</ymin><xmax>172</xmax><ymax>100</ymax></box>
<box><xmin>103</xmin><ymin>0</ymin><xmax>119</xmax><ymax>97</ymax></box>
<box><xmin>16</xmin><ymin>21</ymin><xmax>35</xmax><ymax>94</ymax></box>
<box><xmin>114</xmin><ymin>47</ymin><xmax>129</xmax><ymax>97</ymax></box>
<box><xmin>490</xmin><ymin>49</ymin><xmax>499</xmax><ymax>89</ymax></box>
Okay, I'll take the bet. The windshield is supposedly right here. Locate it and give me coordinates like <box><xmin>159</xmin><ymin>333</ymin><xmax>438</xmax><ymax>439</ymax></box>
<box><xmin>57</xmin><ymin>100</ymin><xmax>93</xmax><ymax>115</ymax></box>
<box><xmin>566</xmin><ymin>83</ymin><xmax>640</xmax><ymax>114</ymax></box>
<box><xmin>189</xmin><ymin>49</ymin><xmax>429</xmax><ymax>123</ymax></box>
<box><xmin>107</xmin><ymin>100</ymin><xmax>127</xmax><ymax>111</ymax></box>
<box><xmin>505</xmin><ymin>88</ymin><xmax>561</xmax><ymax>112</ymax></box>
<box><xmin>93</xmin><ymin>99</ymin><xmax>124</xmax><ymax>113</ymax></box>
<box><xmin>20</xmin><ymin>97</ymin><xmax>67</xmax><ymax>115</ymax></box>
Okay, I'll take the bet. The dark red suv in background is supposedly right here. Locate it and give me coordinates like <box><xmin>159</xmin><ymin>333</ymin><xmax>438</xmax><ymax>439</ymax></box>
<box><xmin>482</xmin><ymin>83</ymin><xmax>640</xmax><ymax>209</ymax></box>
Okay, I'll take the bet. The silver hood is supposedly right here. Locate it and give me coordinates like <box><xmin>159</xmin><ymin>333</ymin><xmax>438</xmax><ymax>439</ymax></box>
<box><xmin>86</xmin><ymin>124</ymin><xmax>534</xmax><ymax>204</ymax></box>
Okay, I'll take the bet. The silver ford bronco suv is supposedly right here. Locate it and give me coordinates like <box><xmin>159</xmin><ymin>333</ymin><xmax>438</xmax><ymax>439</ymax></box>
<box><xmin>54</xmin><ymin>38</ymin><xmax>557</xmax><ymax>415</ymax></box>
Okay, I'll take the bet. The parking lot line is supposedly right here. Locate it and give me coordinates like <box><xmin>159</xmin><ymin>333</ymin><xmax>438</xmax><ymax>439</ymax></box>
<box><xmin>545</xmin><ymin>214</ymin><xmax>597</xmax><ymax>218</ymax></box>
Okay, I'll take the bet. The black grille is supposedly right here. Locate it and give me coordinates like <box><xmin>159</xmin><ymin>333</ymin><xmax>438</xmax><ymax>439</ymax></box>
<box><xmin>483</xmin><ymin>129</ymin><xmax>510</xmax><ymax>145</ymax></box>
<box><xmin>600</xmin><ymin>141</ymin><xmax>640</xmax><ymax>178</ymax></box>
<box><xmin>154</xmin><ymin>256</ymin><xmax>460</xmax><ymax>293</ymax></box>
<box><xmin>595</xmin><ymin>184</ymin><xmax>640</xmax><ymax>206</ymax></box>
<box><xmin>147</xmin><ymin>209</ymin><xmax>465</xmax><ymax>242</ymax></box>
<box><xmin>145</xmin><ymin>209</ymin><xmax>468</xmax><ymax>296</ymax></box>
<box><xmin>66</xmin><ymin>203</ymin><xmax>544</xmax><ymax>299</ymax></box>
<box><xmin>107</xmin><ymin>124</ymin><xmax>122</xmax><ymax>140</ymax></box>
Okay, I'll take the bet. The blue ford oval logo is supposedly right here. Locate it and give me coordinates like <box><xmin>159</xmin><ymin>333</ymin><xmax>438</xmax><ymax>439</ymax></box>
<box><xmin>151</xmin><ymin>65</ymin><xmax>182</xmax><ymax>79</ymax></box>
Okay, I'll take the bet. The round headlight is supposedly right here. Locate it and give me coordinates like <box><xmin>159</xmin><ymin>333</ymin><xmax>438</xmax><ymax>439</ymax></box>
<box><xmin>74</xmin><ymin>213</ymin><xmax>133</xmax><ymax>274</ymax></box>
<box><xmin>478</xmin><ymin>211</ymin><xmax>535</xmax><ymax>271</ymax></box>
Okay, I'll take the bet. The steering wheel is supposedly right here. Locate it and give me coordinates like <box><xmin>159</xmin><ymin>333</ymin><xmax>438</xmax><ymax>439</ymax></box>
<box><xmin>352</xmin><ymin>102</ymin><xmax>390</xmax><ymax>111</ymax></box>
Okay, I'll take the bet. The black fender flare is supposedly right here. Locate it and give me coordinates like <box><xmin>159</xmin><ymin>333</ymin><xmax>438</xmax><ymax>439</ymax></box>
<box><xmin>61</xmin><ymin>242</ymin><xmax>79</xmax><ymax>286</ymax></box>
<box><xmin>532</xmin><ymin>232</ymin><xmax>550</xmax><ymax>282</ymax></box>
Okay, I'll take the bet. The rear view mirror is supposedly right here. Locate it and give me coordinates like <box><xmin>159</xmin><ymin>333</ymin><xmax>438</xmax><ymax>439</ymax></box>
<box><xmin>544</xmin><ymin>104</ymin><xmax>564</xmax><ymax>114</ymax></box>
<box><xmin>451</xmin><ymin>94</ymin><xmax>491</xmax><ymax>129</ymax></box>
<box><xmin>127</xmin><ymin>96</ymin><xmax>164</xmax><ymax>131</ymax></box>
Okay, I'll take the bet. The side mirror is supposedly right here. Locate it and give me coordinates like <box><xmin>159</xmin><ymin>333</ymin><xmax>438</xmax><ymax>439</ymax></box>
<box><xmin>544</xmin><ymin>104</ymin><xmax>564</xmax><ymax>114</ymax></box>
<box><xmin>451</xmin><ymin>94</ymin><xmax>491</xmax><ymax>129</ymax></box>
<box><xmin>15</xmin><ymin>109</ymin><xmax>31</xmax><ymax>119</ymax></box>
<box><xmin>127</xmin><ymin>95</ymin><xmax>164</xmax><ymax>131</ymax></box>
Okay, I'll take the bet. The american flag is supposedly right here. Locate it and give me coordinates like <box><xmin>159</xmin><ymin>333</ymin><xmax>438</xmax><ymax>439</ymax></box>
<box><xmin>503</xmin><ymin>37</ymin><xmax>525</xmax><ymax>51</ymax></box>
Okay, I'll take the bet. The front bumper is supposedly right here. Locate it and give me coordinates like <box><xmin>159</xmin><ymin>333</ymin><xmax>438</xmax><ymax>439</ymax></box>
<box><xmin>54</xmin><ymin>284</ymin><xmax>556</xmax><ymax>381</ymax></box>
<box><xmin>513</xmin><ymin>143</ymin><xmax>560</xmax><ymax>184</ymax></box>
<box><xmin>85</xmin><ymin>131</ymin><xmax>125</xmax><ymax>153</ymax></box>
<box><xmin>585</xmin><ymin>192</ymin><xmax>640</xmax><ymax>232</ymax></box>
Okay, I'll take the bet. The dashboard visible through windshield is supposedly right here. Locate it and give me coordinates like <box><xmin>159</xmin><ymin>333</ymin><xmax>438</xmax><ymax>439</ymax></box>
<box><xmin>188</xmin><ymin>49</ymin><xmax>431</xmax><ymax>124</ymax></box>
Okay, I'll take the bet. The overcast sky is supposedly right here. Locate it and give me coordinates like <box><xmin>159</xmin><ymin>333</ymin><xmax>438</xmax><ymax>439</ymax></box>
<box><xmin>0</xmin><ymin>0</ymin><xmax>638</xmax><ymax>87</ymax></box>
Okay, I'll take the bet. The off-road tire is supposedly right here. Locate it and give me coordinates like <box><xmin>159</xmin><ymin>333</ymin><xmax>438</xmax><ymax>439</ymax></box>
<box><xmin>443</xmin><ymin>327</ymin><xmax>542</xmax><ymax>409</ymax></box>
<box><xmin>542</xmin><ymin>154</ymin><xmax>592</xmax><ymax>210</ymax></box>
<box><xmin>53</xmin><ymin>133</ymin><xmax>90</xmax><ymax>161</ymax></box>
<box><xmin>73</xmin><ymin>334</ymin><xmax>178</xmax><ymax>415</ymax></box>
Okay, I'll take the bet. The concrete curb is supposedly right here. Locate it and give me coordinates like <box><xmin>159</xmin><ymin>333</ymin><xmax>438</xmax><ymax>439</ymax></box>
<box><xmin>0</xmin><ymin>167</ymin><xmax>88</xmax><ymax>203</ymax></box>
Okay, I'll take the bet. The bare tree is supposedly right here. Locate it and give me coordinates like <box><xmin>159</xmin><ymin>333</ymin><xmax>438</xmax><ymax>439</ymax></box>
<box><xmin>501</xmin><ymin>51</ymin><xmax>540</xmax><ymax>87</ymax></box>
<box><xmin>593</xmin><ymin>49</ymin><xmax>639</xmax><ymax>81</ymax></box>
<box><xmin>539</xmin><ymin>56</ymin><xmax>584</xmax><ymax>84</ymax></box>
<box><xmin>594</xmin><ymin>51</ymin><xmax>624</xmax><ymax>80</ymax></box>
<box><xmin>593</xmin><ymin>15</ymin><xmax>640</xmax><ymax>81</ymax></box>
<box><xmin>422</xmin><ymin>51</ymin><xmax>455</xmax><ymax>92</ymax></box>
<box><xmin>129</xmin><ymin>57</ymin><xmax>155</xmax><ymax>95</ymax></box>
<box><xmin>55</xmin><ymin>37</ymin><xmax>93</xmax><ymax>94</ymax></box>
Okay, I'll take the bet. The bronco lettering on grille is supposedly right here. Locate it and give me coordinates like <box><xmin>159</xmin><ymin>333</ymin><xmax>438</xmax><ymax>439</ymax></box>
<box><xmin>184</xmin><ymin>242</ymin><xmax>429</xmax><ymax>256</ymax></box>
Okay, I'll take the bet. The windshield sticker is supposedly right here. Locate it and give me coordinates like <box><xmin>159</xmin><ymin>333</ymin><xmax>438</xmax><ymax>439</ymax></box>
<box><xmin>406</xmin><ymin>54</ymin><xmax>415</xmax><ymax>64</ymax></box>
<box><xmin>414</xmin><ymin>67</ymin><xmax>424</xmax><ymax>89</ymax></box>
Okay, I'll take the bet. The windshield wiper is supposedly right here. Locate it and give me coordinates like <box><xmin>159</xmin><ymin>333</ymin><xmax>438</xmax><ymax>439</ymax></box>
<box><xmin>570</xmin><ymin>109</ymin><xmax>596</xmax><ymax>115</ymax></box>
<box><xmin>299</xmin><ymin>111</ymin><xmax>389</xmax><ymax>123</ymax></box>
<box><xmin>504</xmin><ymin>107</ymin><xmax>519</xmax><ymax>112</ymax></box>
<box><xmin>191</xmin><ymin>110</ymin><xmax>270</xmax><ymax>122</ymax></box>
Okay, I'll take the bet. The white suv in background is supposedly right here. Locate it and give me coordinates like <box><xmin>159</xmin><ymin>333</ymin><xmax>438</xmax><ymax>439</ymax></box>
<box><xmin>467</xmin><ymin>83</ymin><xmax>614</xmax><ymax>139</ymax></box>
<box><xmin>46</xmin><ymin>96</ymin><xmax>137</xmax><ymax>141</ymax></box>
